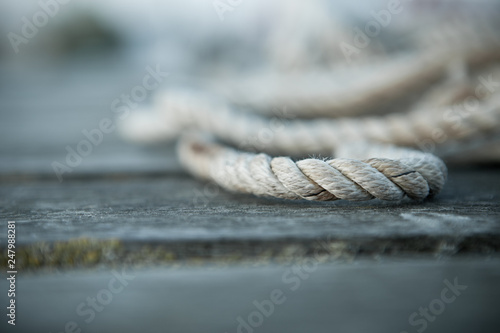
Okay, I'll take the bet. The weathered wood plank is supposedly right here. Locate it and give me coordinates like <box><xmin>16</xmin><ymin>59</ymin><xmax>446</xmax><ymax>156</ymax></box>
<box><xmin>1</xmin><ymin>258</ymin><xmax>499</xmax><ymax>333</ymax></box>
<box><xmin>1</xmin><ymin>167</ymin><xmax>499</xmax><ymax>268</ymax></box>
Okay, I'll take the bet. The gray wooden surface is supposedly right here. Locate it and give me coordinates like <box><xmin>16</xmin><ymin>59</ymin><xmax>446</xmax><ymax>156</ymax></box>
<box><xmin>2</xmin><ymin>167</ymin><xmax>500</xmax><ymax>255</ymax></box>
<box><xmin>1</xmin><ymin>58</ymin><xmax>499</xmax><ymax>333</ymax></box>
<box><xmin>1</xmin><ymin>258</ymin><xmax>500</xmax><ymax>333</ymax></box>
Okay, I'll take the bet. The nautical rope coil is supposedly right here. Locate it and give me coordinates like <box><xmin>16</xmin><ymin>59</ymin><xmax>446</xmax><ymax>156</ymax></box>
<box><xmin>119</xmin><ymin>52</ymin><xmax>500</xmax><ymax>202</ymax></box>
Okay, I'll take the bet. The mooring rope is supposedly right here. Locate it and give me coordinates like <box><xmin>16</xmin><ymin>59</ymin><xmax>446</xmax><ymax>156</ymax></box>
<box><xmin>119</xmin><ymin>49</ymin><xmax>500</xmax><ymax>202</ymax></box>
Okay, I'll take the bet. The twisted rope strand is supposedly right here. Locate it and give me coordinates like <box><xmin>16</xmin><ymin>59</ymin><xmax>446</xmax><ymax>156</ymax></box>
<box><xmin>209</xmin><ymin>48</ymin><xmax>500</xmax><ymax>118</ymax></box>
<box><xmin>177</xmin><ymin>136</ymin><xmax>447</xmax><ymax>202</ymax></box>
<box><xmin>135</xmin><ymin>90</ymin><xmax>500</xmax><ymax>158</ymax></box>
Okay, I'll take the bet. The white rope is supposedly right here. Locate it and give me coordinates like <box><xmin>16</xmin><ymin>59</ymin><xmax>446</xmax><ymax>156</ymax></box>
<box><xmin>118</xmin><ymin>53</ymin><xmax>500</xmax><ymax>202</ymax></box>
<box><xmin>207</xmin><ymin>49</ymin><xmax>500</xmax><ymax>119</ymax></box>
<box><xmin>177</xmin><ymin>136</ymin><xmax>446</xmax><ymax>202</ymax></box>
<box><xmin>121</xmin><ymin>89</ymin><xmax>500</xmax><ymax>157</ymax></box>
<box><xmin>208</xmin><ymin>51</ymin><xmax>449</xmax><ymax>118</ymax></box>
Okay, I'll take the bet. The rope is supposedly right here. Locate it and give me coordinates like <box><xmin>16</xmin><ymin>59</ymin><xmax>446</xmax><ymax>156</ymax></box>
<box><xmin>177</xmin><ymin>136</ymin><xmax>446</xmax><ymax>202</ymax></box>
<box><xmin>208</xmin><ymin>51</ymin><xmax>449</xmax><ymax>118</ymax></box>
<box><xmin>121</xmin><ymin>89</ymin><xmax>500</xmax><ymax>157</ymax></box>
<box><xmin>118</xmin><ymin>48</ymin><xmax>500</xmax><ymax>203</ymax></box>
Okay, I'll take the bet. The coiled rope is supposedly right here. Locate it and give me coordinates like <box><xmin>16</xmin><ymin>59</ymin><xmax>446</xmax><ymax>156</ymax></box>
<box><xmin>119</xmin><ymin>50</ymin><xmax>500</xmax><ymax>202</ymax></box>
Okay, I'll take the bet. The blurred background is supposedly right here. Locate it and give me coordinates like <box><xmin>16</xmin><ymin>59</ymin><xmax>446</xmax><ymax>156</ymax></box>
<box><xmin>1</xmin><ymin>0</ymin><xmax>500</xmax><ymax>179</ymax></box>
